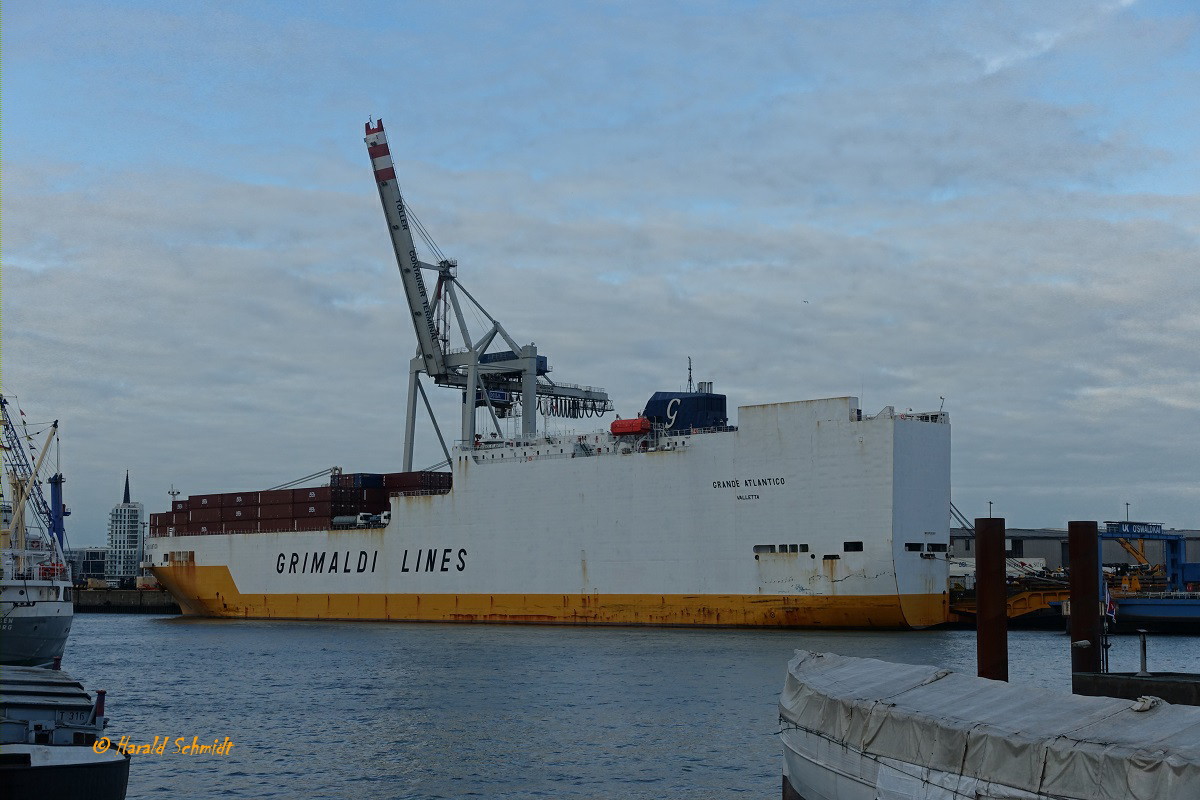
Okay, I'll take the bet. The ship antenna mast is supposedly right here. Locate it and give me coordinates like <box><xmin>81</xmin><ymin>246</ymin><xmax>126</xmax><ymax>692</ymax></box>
<box><xmin>687</xmin><ymin>357</ymin><xmax>694</xmax><ymax>393</ymax></box>
<box><xmin>362</xmin><ymin>118</ymin><xmax>612</xmax><ymax>470</ymax></box>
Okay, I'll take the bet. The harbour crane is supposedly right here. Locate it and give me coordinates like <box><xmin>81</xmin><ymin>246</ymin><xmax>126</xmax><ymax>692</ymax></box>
<box><xmin>364</xmin><ymin>119</ymin><xmax>612</xmax><ymax>470</ymax></box>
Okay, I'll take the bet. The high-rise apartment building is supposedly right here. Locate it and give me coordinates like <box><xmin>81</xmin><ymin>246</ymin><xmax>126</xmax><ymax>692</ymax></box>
<box><xmin>105</xmin><ymin>471</ymin><xmax>143</xmax><ymax>585</ymax></box>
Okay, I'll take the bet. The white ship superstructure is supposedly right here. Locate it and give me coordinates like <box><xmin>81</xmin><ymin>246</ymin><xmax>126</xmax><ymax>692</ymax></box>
<box><xmin>147</xmin><ymin>118</ymin><xmax>951</xmax><ymax>629</ymax></box>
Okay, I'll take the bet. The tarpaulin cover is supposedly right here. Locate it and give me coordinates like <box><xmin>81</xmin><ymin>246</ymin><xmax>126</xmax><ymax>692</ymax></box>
<box><xmin>780</xmin><ymin>651</ymin><xmax>1200</xmax><ymax>800</ymax></box>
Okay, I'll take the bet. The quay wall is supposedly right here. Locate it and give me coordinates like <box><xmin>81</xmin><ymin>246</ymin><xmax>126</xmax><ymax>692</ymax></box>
<box><xmin>75</xmin><ymin>589</ymin><xmax>180</xmax><ymax>614</ymax></box>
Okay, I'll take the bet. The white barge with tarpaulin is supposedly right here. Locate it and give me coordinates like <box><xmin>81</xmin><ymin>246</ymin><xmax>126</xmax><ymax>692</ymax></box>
<box><xmin>779</xmin><ymin>650</ymin><xmax>1200</xmax><ymax>800</ymax></box>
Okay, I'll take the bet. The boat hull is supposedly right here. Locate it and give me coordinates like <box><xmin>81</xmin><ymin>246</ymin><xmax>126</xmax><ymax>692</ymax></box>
<box><xmin>0</xmin><ymin>584</ymin><xmax>73</xmax><ymax>666</ymax></box>
<box><xmin>781</xmin><ymin>725</ymin><xmax>1053</xmax><ymax>800</ymax></box>
<box><xmin>0</xmin><ymin>746</ymin><xmax>130</xmax><ymax>800</ymax></box>
<box><xmin>154</xmin><ymin>564</ymin><xmax>944</xmax><ymax>627</ymax></box>
<box><xmin>150</xmin><ymin>397</ymin><xmax>952</xmax><ymax>629</ymax></box>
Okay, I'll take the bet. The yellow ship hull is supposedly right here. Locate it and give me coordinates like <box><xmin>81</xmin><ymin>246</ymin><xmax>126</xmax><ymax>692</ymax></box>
<box><xmin>153</xmin><ymin>564</ymin><xmax>947</xmax><ymax>628</ymax></box>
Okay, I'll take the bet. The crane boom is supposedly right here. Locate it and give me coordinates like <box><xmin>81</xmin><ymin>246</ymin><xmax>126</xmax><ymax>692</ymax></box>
<box><xmin>362</xmin><ymin>116</ymin><xmax>612</xmax><ymax>463</ymax></box>
<box><xmin>364</xmin><ymin>119</ymin><xmax>446</xmax><ymax>378</ymax></box>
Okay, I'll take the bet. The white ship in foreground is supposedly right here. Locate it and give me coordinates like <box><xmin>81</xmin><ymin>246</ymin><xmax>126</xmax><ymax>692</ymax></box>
<box><xmin>147</xmin><ymin>119</ymin><xmax>952</xmax><ymax>629</ymax></box>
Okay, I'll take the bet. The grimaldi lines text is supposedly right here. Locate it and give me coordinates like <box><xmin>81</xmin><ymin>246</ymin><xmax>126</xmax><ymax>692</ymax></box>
<box><xmin>148</xmin><ymin>396</ymin><xmax>951</xmax><ymax>629</ymax></box>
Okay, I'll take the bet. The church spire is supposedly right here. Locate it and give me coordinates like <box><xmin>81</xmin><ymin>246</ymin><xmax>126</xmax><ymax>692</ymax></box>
<box><xmin>123</xmin><ymin>470</ymin><xmax>131</xmax><ymax>504</ymax></box>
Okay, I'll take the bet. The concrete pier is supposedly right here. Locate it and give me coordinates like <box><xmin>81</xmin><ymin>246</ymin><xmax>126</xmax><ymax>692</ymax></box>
<box><xmin>74</xmin><ymin>589</ymin><xmax>180</xmax><ymax>614</ymax></box>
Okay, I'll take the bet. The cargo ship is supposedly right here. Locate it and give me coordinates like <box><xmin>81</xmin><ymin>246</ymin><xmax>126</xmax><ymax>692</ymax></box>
<box><xmin>1</xmin><ymin>395</ymin><xmax>74</xmax><ymax>666</ymax></box>
<box><xmin>146</xmin><ymin>119</ymin><xmax>952</xmax><ymax>629</ymax></box>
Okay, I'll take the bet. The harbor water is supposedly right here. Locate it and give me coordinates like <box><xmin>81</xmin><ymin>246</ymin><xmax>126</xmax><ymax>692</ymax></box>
<box><xmin>67</xmin><ymin>615</ymin><xmax>1198</xmax><ymax>799</ymax></box>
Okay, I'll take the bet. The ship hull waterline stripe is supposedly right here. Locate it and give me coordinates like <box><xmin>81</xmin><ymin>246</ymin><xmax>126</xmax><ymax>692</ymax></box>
<box><xmin>152</xmin><ymin>565</ymin><xmax>947</xmax><ymax>629</ymax></box>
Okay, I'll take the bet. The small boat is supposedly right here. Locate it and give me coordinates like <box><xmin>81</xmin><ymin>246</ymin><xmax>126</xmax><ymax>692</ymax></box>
<box><xmin>779</xmin><ymin>650</ymin><xmax>1200</xmax><ymax>800</ymax></box>
<box><xmin>0</xmin><ymin>664</ymin><xmax>129</xmax><ymax>800</ymax></box>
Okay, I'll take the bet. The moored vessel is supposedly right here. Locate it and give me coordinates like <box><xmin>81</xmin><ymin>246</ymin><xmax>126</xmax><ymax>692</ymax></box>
<box><xmin>147</xmin><ymin>118</ymin><xmax>953</xmax><ymax>629</ymax></box>
<box><xmin>779</xmin><ymin>650</ymin><xmax>1200</xmax><ymax>800</ymax></box>
<box><xmin>0</xmin><ymin>664</ymin><xmax>129</xmax><ymax>800</ymax></box>
<box><xmin>1</xmin><ymin>396</ymin><xmax>74</xmax><ymax>666</ymax></box>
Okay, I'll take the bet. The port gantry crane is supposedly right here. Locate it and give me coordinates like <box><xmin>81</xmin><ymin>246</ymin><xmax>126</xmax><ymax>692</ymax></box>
<box><xmin>364</xmin><ymin>119</ymin><xmax>612</xmax><ymax>471</ymax></box>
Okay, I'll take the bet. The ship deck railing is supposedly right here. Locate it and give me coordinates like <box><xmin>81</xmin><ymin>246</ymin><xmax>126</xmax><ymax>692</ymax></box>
<box><xmin>2</xmin><ymin>549</ymin><xmax>68</xmax><ymax>578</ymax></box>
<box><xmin>660</xmin><ymin>424</ymin><xmax>738</xmax><ymax>437</ymax></box>
<box><xmin>458</xmin><ymin>424</ymin><xmax>738</xmax><ymax>455</ymax></box>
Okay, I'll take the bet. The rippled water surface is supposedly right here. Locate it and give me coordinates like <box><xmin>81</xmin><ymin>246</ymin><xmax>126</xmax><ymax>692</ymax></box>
<box><xmin>64</xmin><ymin>616</ymin><xmax>1198</xmax><ymax>799</ymax></box>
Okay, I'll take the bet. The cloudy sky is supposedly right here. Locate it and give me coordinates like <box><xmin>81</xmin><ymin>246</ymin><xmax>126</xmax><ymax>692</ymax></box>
<box><xmin>4</xmin><ymin>1</ymin><xmax>1198</xmax><ymax>546</ymax></box>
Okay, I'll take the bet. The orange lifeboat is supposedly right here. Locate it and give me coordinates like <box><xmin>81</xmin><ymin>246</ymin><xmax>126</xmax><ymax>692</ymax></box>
<box><xmin>610</xmin><ymin>417</ymin><xmax>651</xmax><ymax>436</ymax></box>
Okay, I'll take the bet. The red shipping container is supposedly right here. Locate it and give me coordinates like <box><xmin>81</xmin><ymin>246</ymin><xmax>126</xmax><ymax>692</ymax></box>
<box><xmin>190</xmin><ymin>508</ymin><xmax>221</xmax><ymax>523</ymax></box>
<box><xmin>191</xmin><ymin>493</ymin><xmax>221</xmax><ymax>508</ymax></box>
<box><xmin>331</xmin><ymin>487</ymin><xmax>389</xmax><ymax>503</ymax></box>
<box><xmin>294</xmin><ymin>501</ymin><xmax>332</xmax><ymax>517</ymax></box>
<box><xmin>259</xmin><ymin>519</ymin><xmax>296</xmax><ymax>533</ymax></box>
<box><xmin>259</xmin><ymin>504</ymin><xmax>295</xmax><ymax>520</ymax></box>
<box><xmin>258</xmin><ymin>489</ymin><xmax>292</xmax><ymax>505</ymax></box>
<box><xmin>172</xmin><ymin>500</ymin><xmax>190</xmax><ymax>512</ymax></box>
<box><xmin>383</xmin><ymin>472</ymin><xmax>421</xmax><ymax>489</ymax></box>
<box><xmin>225</xmin><ymin>519</ymin><xmax>258</xmax><ymax>534</ymax></box>
<box><xmin>170</xmin><ymin>512</ymin><xmax>188</xmax><ymax>526</ymax></box>
<box><xmin>149</xmin><ymin>512</ymin><xmax>168</xmax><ymax>527</ymax></box>
<box><xmin>384</xmin><ymin>471</ymin><xmax>452</xmax><ymax>490</ymax></box>
<box><xmin>292</xmin><ymin>486</ymin><xmax>331</xmax><ymax>503</ymax></box>
<box><xmin>221</xmin><ymin>506</ymin><xmax>259</xmax><ymax>521</ymax></box>
<box><xmin>192</xmin><ymin>522</ymin><xmax>221</xmax><ymax>535</ymax></box>
<box><xmin>225</xmin><ymin>491</ymin><xmax>259</xmax><ymax>506</ymax></box>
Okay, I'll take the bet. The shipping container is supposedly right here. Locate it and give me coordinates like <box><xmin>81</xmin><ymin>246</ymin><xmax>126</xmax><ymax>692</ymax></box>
<box><xmin>332</xmin><ymin>473</ymin><xmax>384</xmax><ymax>489</ymax></box>
<box><xmin>225</xmin><ymin>491</ymin><xmax>259</xmax><ymax>506</ymax></box>
<box><xmin>189</xmin><ymin>508</ymin><xmax>221</xmax><ymax>523</ymax></box>
<box><xmin>150</xmin><ymin>512</ymin><xmax>169</xmax><ymax>527</ymax></box>
<box><xmin>258</xmin><ymin>519</ymin><xmax>296</xmax><ymax>533</ymax></box>
<box><xmin>191</xmin><ymin>522</ymin><xmax>221</xmax><ymax>535</ymax></box>
<box><xmin>259</xmin><ymin>504</ymin><xmax>295</xmax><ymax>520</ymax></box>
<box><xmin>331</xmin><ymin>487</ymin><xmax>389</xmax><ymax>503</ymax></box>
<box><xmin>294</xmin><ymin>501</ymin><xmax>332</xmax><ymax>518</ymax></box>
<box><xmin>221</xmin><ymin>506</ymin><xmax>259</xmax><ymax>522</ymax></box>
<box><xmin>171</xmin><ymin>512</ymin><xmax>189</xmax><ymax>526</ymax></box>
<box><xmin>224</xmin><ymin>520</ymin><xmax>259</xmax><ymax>534</ymax></box>
<box><xmin>383</xmin><ymin>471</ymin><xmax>452</xmax><ymax>490</ymax></box>
<box><xmin>292</xmin><ymin>486</ymin><xmax>332</xmax><ymax>503</ymax></box>
<box><xmin>172</xmin><ymin>500</ymin><xmax>189</xmax><ymax>512</ymax></box>
<box><xmin>258</xmin><ymin>489</ymin><xmax>293</xmax><ymax>505</ymax></box>
<box><xmin>191</xmin><ymin>493</ymin><xmax>222</xmax><ymax>508</ymax></box>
